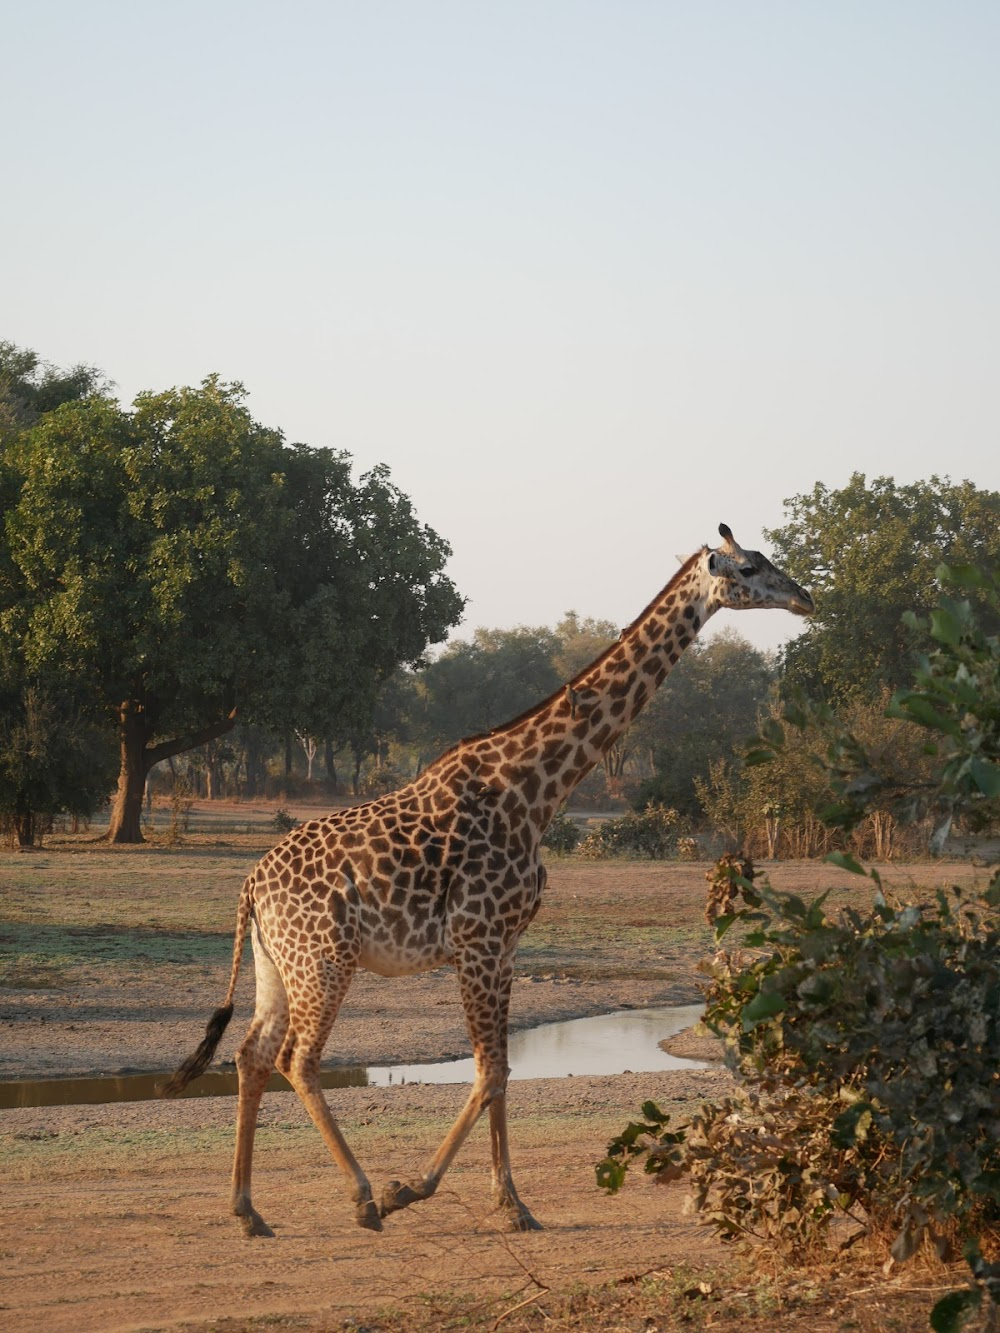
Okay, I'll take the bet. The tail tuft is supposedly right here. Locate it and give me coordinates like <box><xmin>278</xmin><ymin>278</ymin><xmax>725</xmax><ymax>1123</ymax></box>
<box><xmin>159</xmin><ymin>1003</ymin><xmax>235</xmax><ymax>1097</ymax></box>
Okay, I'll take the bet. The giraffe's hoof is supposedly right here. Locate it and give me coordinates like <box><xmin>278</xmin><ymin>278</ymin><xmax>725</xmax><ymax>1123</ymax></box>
<box><xmin>497</xmin><ymin>1197</ymin><xmax>543</xmax><ymax>1232</ymax></box>
<box><xmin>356</xmin><ymin>1198</ymin><xmax>383</xmax><ymax>1232</ymax></box>
<box><xmin>237</xmin><ymin>1207</ymin><xmax>275</xmax><ymax>1238</ymax></box>
<box><xmin>380</xmin><ymin>1178</ymin><xmax>425</xmax><ymax>1217</ymax></box>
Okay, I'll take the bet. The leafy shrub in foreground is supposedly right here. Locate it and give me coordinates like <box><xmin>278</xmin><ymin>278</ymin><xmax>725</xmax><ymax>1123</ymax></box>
<box><xmin>599</xmin><ymin>857</ymin><xmax>1000</xmax><ymax>1330</ymax></box>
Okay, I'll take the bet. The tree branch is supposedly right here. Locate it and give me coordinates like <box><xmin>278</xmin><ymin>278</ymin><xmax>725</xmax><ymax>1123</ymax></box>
<box><xmin>145</xmin><ymin>708</ymin><xmax>239</xmax><ymax>768</ymax></box>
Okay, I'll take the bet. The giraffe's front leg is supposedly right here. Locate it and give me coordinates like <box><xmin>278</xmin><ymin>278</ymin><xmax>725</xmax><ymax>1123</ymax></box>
<box><xmin>489</xmin><ymin>1090</ymin><xmax>543</xmax><ymax>1232</ymax></box>
<box><xmin>487</xmin><ymin>960</ymin><xmax>542</xmax><ymax>1231</ymax></box>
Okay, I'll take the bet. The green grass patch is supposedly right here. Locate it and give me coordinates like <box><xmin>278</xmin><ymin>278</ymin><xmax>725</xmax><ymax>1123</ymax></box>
<box><xmin>0</xmin><ymin>921</ymin><xmax>244</xmax><ymax>987</ymax></box>
<box><xmin>0</xmin><ymin>846</ymin><xmax>261</xmax><ymax>932</ymax></box>
<box><xmin>518</xmin><ymin>920</ymin><xmax>711</xmax><ymax>980</ymax></box>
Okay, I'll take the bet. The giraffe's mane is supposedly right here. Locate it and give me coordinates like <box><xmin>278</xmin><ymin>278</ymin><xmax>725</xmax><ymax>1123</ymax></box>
<box><xmin>420</xmin><ymin>546</ymin><xmax>709</xmax><ymax>774</ymax></box>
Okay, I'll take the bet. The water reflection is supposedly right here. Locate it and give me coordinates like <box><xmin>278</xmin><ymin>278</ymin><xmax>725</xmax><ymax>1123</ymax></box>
<box><xmin>0</xmin><ymin>1003</ymin><xmax>706</xmax><ymax>1109</ymax></box>
<box><xmin>369</xmin><ymin>1003</ymin><xmax>706</xmax><ymax>1086</ymax></box>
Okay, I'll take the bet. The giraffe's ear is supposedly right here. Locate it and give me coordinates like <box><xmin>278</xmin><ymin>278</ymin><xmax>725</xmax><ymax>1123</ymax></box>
<box><xmin>718</xmin><ymin>523</ymin><xmax>737</xmax><ymax>553</ymax></box>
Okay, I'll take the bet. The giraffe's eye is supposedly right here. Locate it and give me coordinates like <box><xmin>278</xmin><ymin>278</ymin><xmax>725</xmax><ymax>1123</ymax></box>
<box><xmin>739</xmin><ymin>565</ymin><xmax>755</xmax><ymax>577</ymax></box>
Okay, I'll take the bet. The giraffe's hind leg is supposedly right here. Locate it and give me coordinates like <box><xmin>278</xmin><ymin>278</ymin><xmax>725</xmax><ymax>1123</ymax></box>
<box><xmin>231</xmin><ymin>924</ymin><xmax>289</xmax><ymax>1237</ymax></box>
<box><xmin>381</xmin><ymin>946</ymin><xmax>541</xmax><ymax>1229</ymax></box>
<box><xmin>279</xmin><ymin>955</ymin><xmax>382</xmax><ymax>1232</ymax></box>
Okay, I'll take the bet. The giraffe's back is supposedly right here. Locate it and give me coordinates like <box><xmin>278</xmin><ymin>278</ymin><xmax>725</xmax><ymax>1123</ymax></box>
<box><xmin>249</xmin><ymin>785</ymin><xmax>545</xmax><ymax>981</ymax></box>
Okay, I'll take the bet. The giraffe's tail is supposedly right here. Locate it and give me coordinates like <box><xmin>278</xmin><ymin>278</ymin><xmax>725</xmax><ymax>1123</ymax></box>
<box><xmin>159</xmin><ymin>873</ymin><xmax>255</xmax><ymax>1098</ymax></box>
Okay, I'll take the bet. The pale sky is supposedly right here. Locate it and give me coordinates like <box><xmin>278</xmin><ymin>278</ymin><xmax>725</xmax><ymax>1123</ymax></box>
<box><xmin>5</xmin><ymin>2</ymin><xmax>998</xmax><ymax>655</ymax></box>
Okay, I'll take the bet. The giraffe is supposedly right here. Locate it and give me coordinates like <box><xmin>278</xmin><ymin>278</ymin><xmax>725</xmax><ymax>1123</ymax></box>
<box><xmin>163</xmin><ymin>523</ymin><xmax>813</xmax><ymax>1237</ymax></box>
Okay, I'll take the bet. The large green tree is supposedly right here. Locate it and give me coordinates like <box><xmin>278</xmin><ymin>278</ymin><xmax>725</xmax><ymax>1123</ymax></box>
<box><xmin>551</xmin><ymin>611</ymin><xmax>618</xmax><ymax>679</ymax></box>
<box><xmin>1</xmin><ymin>374</ymin><xmax>463</xmax><ymax>841</ymax></box>
<box><xmin>766</xmin><ymin>474</ymin><xmax>1000</xmax><ymax>702</ymax></box>
<box><xmin>0</xmin><ymin>340</ymin><xmax>105</xmax><ymax>444</ymax></box>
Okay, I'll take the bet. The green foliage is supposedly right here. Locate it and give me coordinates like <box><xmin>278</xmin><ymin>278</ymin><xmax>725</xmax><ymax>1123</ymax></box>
<box><xmin>600</xmin><ymin>859</ymin><xmax>1000</xmax><ymax>1322</ymax></box>
<box><xmin>360</xmin><ymin>763</ymin><xmax>406</xmax><ymax>797</ymax></box>
<box><xmin>765</xmin><ymin>473</ymin><xmax>1000</xmax><ymax>702</ymax></box>
<box><xmin>705</xmin><ymin>690</ymin><xmax>934</xmax><ymax>859</ymax></box>
<box><xmin>541</xmin><ymin>806</ymin><xmax>581</xmax><ymax>855</ymax></box>
<box><xmin>633</xmin><ymin>629</ymin><xmax>776</xmax><ymax>817</ymax></box>
<box><xmin>0</xmin><ymin>677</ymin><xmax>116</xmax><ymax>845</ymax></box>
<box><xmin>0</xmin><ymin>343</ymin><xmax>117</xmax><ymax>838</ymax></box>
<box><xmin>746</xmin><ymin>563</ymin><xmax>1000</xmax><ymax>853</ymax></box>
<box><xmin>892</xmin><ymin>564</ymin><xmax>1000</xmax><ymax>841</ymax></box>
<box><xmin>0</xmin><ymin>365</ymin><xmax>463</xmax><ymax>839</ymax></box>
<box><xmin>0</xmin><ymin>340</ymin><xmax>106</xmax><ymax>444</ymax></box>
<box><xmin>271</xmin><ymin>807</ymin><xmax>299</xmax><ymax>834</ymax></box>
<box><xmin>702</xmin><ymin>866</ymin><xmax>1000</xmax><ymax>1244</ymax></box>
<box><xmin>596</xmin><ymin>1099</ymin><xmax>685</xmax><ymax>1193</ymax></box>
<box><xmin>577</xmin><ymin>803</ymin><xmax>683</xmax><ymax>859</ymax></box>
<box><xmin>551</xmin><ymin>611</ymin><xmax>618</xmax><ymax>680</ymax></box>
<box><xmin>413</xmin><ymin>625</ymin><xmax>562</xmax><ymax>755</ymax></box>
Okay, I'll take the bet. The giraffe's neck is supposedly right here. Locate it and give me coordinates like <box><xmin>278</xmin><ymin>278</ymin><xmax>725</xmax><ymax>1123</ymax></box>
<box><xmin>423</xmin><ymin>551</ymin><xmax>720</xmax><ymax>830</ymax></box>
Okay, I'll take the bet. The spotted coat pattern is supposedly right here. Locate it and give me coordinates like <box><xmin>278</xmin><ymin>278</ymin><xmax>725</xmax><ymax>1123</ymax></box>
<box><xmin>166</xmin><ymin>524</ymin><xmax>813</xmax><ymax>1236</ymax></box>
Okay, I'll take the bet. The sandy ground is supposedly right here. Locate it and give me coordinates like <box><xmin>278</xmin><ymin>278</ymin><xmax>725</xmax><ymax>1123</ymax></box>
<box><xmin>3</xmin><ymin>1069</ymin><xmax>736</xmax><ymax>1333</ymax></box>
<box><xmin>1</xmin><ymin>845</ymin><xmax>993</xmax><ymax>1331</ymax></box>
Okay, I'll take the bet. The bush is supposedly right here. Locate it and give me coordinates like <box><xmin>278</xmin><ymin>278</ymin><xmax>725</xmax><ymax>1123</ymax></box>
<box><xmin>702</xmin><ymin>860</ymin><xmax>1000</xmax><ymax>1254</ymax></box>
<box><xmin>676</xmin><ymin>835</ymin><xmax>701</xmax><ymax>861</ymax></box>
<box><xmin>694</xmin><ymin>693</ymin><xmax>934</xmax><ymax>860</ymax></box>
<box><xmin>272</xmin><ymin>806</ymin><xmax>299</xmax><ymax>833</ymax></box>
<box><xmin>577</xmin><ymin>803</ymin><xmax>683</xmax><ymax>859</ymax></box>
<box><xmin>542</xmin><ymin>806</ymin><xmax>581</xmax><ymax>855</ymax></box>
<box><xmin>599</xmin><ymin>856</ymin><xmax>1000</xmax><ymax>1328</ymax></box>
<box><xmin>360</xmin><ymin>764</ymin><xmax>405</xmax><ymax>797</ymax></box>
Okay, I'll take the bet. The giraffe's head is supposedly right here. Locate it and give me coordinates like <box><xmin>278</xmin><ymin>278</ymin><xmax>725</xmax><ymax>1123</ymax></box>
<box><xmin>705</xmin><ymin>523</ymin><xmax>814</xmax><ymax>616</ymax></box>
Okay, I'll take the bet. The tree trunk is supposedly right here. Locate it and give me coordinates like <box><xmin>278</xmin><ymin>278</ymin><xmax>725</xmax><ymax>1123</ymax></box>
<box><xmin>108</xmin><ymin>705</ymin><xmax>152</xmax><ymax>844</ymax></box>
<box><xmin>106</xmin><ymin>700</ymin><xmax>240</xmax><ymax>844</ymax></box>
<box><xmin>13</xmin><ymin>809</ymin><xmax>34</xmax><ymax>848</ymax></box>
<box><xmin>299</xmin><ymin>733</ymin><xmax>317</xmax><ymax>781</ymax></box>
<box><xmin>247</xmin><ymin>737</ymin><xmax>263</xmax><ymax>797</ymax></box>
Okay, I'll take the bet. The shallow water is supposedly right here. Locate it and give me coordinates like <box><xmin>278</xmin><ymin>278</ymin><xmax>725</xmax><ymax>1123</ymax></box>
<box><xmin>1</xmin><ymin>1003</ymin><xmax>706</xmax><ymax>1109</ymax></box>
<box><xmin>370</xmin><ymin>1002</ymin><xmax>706</xmax><ymax>1086</ymax></box>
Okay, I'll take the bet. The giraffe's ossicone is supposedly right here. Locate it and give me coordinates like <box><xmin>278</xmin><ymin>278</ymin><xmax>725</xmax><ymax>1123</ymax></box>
<box><xmin>163</xmin><ymin>523</ymin><xmax>813</xmax><ymax>1236</ymax></box>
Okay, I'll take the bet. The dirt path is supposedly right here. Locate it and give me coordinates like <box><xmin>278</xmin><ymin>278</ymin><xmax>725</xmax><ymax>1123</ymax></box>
<box><xmin>3</xmin><ymin>1069</ymin><xmax>735</xmax><ymax>1332</ymax></box>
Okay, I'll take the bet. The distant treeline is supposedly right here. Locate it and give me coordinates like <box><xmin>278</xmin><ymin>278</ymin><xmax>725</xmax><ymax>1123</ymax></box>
<box><xmin>4</xmin><ymin>341</ymin><xmax>1000</xmax><ymax>852</ymax></box>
